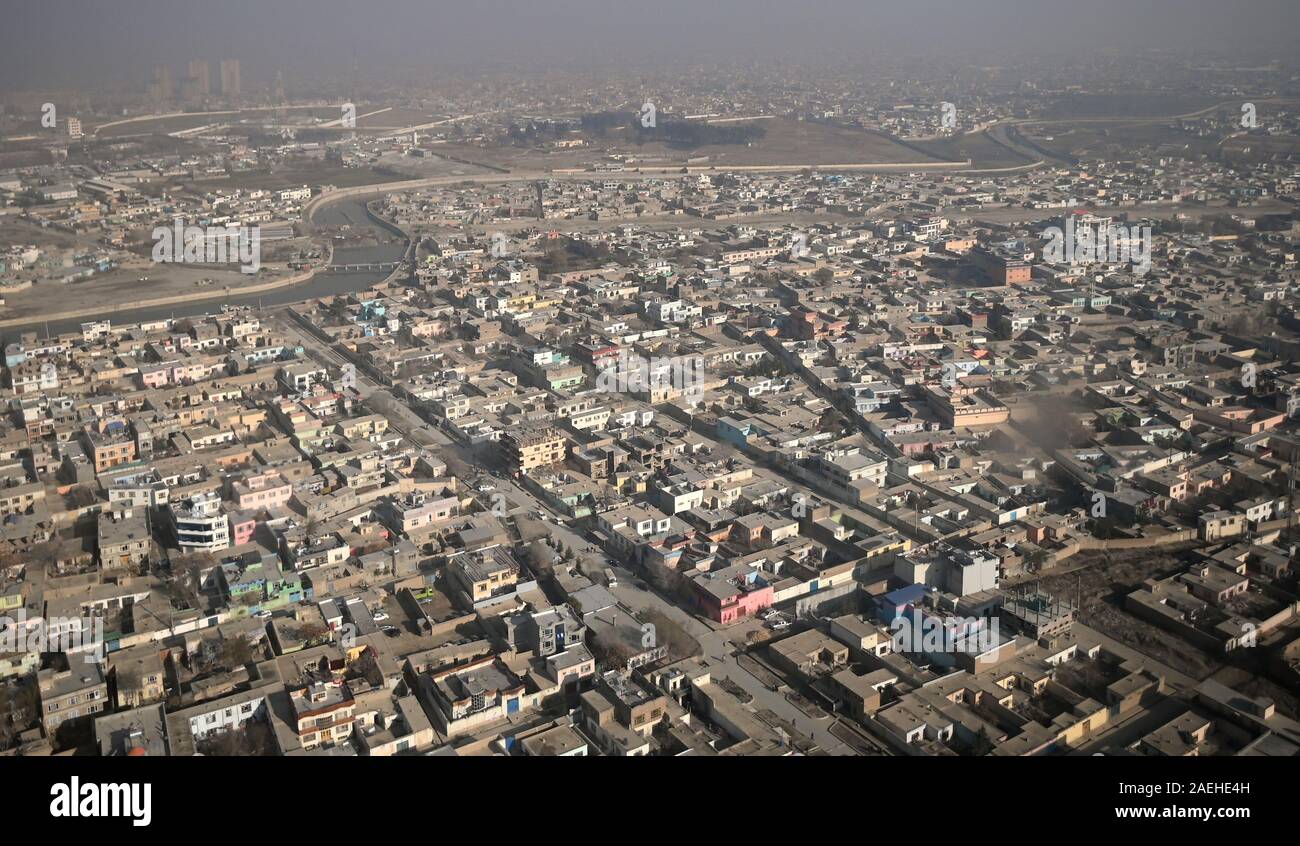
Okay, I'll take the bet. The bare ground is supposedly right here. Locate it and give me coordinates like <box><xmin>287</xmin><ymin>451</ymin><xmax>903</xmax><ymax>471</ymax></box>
<box><xmin>1036</xmin><ymin>545</ymin><xmax>1226</xmax><ymax>679</ymax></box>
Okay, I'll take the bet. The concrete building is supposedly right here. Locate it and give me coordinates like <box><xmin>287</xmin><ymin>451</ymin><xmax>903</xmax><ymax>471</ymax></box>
<box><xmin>501</xmin><ymin>426</ymin><xmax>567</xmax><ymax>475</ymax></box>
<box><xmin>38</xmin><ymin>653</ymin><xmax>108</xmax><ymax>734</ymax></box>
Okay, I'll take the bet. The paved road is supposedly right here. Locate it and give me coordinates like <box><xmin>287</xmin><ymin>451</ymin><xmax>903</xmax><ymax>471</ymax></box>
<box><xmin>607</xmin><ymin>574</ymin><xmax>861</xmax><ymax>754</ymax></box>
<box><xmin>706</xmin><ymin>644</ymin><xmax>856</xmax><ymax>755</ymax></box>
<box><xmin>279</xmin><ymin>309</ymin><xmax>874</xmax><ymax>753</ymax></box>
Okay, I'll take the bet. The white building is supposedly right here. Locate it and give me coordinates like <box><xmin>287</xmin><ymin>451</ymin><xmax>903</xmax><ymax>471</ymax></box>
<box><xmin>169</xmin><ymin>492</ymin><xmax>230</xmax><ymax>552</ymax></box>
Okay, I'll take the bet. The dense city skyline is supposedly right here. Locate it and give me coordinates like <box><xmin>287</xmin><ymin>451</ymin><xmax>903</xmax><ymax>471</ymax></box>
<box><xmin>0</xmin><ymin>0</ymin><xmax>1294</xmax><ymax>831</ymax></box>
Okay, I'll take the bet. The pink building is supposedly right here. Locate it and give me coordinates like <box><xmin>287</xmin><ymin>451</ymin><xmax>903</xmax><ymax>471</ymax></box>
<box><xmin>690</xmin><ymin>565</ymin><xmax>774</xmax><ymax>624</ymax></box>
<box><xmin>228</xmin><ymin>512</ymin><xmax>257</xmax><ymax>546</ymax></box>
<box><xmin>139</xmin><ymin>367</ymin><xmax>172</xmax><ymax>389</ymax></box>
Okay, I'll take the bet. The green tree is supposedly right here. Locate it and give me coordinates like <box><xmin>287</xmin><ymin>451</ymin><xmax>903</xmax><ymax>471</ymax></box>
<box><xmin>219</xmin><ymin>636</ymin><xmax>256</xmax><ymax>670</ymax></box>
<box><xmin>968</xmin><ymin>727</ymin><xmax>994</xmax><ymax>756</ymax></box>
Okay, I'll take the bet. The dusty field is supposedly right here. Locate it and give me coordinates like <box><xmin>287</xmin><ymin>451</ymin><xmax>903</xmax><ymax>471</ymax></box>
<box><xmin>404</xmin><ymin>141</ymin><xmax>595</xmax><ymax>172</ymax></box>
<box><xmin>91</xmin><ymin>105</ymin><xmax>351</xmax><ymax>138</ymax></box>
<box><xmin>1027</xmin><ymin>121</ymin><xmax>1222</xmax><ymax>163</ymax></box>
<box><xmin>607</xmin><ymin>119</ymin><xmax>948</xmax><ymax>167</ymax></box>
<box><xmin>0</xmin><ymin>220</ymin><xmax>93</xmax><ymax>251</ymax></box>
<box><xmin>425</xmin><ymin>118</ymin><xmax>950</xmax><ymax>171</ymax></box>
<box><xmin>1036</xmin><ymin>544</ymin><xmax>1224</xmax><ymax>679</ymax></box>
<box><xmin>909</xmin><ymin>131</ymin><xmax>1036</xmax><ymax>169</ymax></box>
<box><xmin>1207</xmin><ymin>664</ymin><xmax>1300</xmax><ymax>720</ymax></box>
<box><xmin>0</xmin><ymin>137</ymin><xmax>56</xmax><ymax>168</ymax></box>
<box><xmin>371</xmin><ymin>151</ymin><xmax>503</xmax><ymax>179</ymax></box>
<box><xmin>186</xmin><ymin>164</ymin><xmax>411</xmax><ymax>191</ymax></box>
<box><xmin>355</xmin><ymin>108</ymin><xmax>439</xmax><ymax>128</ymax></box>
<box><xmin>0</xmin><ymin>258</ymin><xmax>291</xmax><ymax>322</ymax></box>
<box><xmin>1221</xmin><ymin>134</ymin><xmax>1300</xmax><ymax>166</ymax></box>
<box><xmin>1037</xmin><ymin>94</ymin><xmax>1225</xmax><ymax>121</ymax></box>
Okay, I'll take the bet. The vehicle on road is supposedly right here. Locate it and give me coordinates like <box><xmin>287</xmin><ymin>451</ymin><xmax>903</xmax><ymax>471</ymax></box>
<box><xmin>603</xmin><ymin>567</ymin><xmax>618</xmax><ymax>588</ymax></box>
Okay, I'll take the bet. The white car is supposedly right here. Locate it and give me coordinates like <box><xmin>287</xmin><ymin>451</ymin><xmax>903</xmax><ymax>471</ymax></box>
<box><xmin>373</xmin><ymin>611</ymin><xmax>390</xmax><ymax>622</ymax></box>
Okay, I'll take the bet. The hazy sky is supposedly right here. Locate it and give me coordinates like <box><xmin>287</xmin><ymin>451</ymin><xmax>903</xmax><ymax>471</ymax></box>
<box><xmin>4</xmin><ymin>0</ymin><xmax>1299</xmax><ymax>91</ymax></box>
